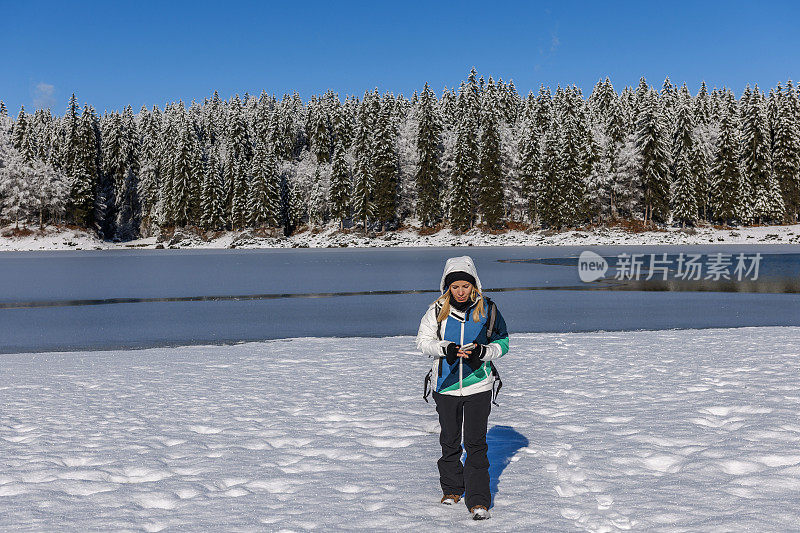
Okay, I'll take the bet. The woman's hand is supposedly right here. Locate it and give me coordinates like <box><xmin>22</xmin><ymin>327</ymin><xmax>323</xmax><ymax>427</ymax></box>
<box><xmin>444</xmin><ymin>342</ymin><xmax>460</xmax><ymax>365</ymax></box>
<box><xmin>460</xmin><ymin>344</ymin><xmax>487</xmax><ymax>370</ymax></box>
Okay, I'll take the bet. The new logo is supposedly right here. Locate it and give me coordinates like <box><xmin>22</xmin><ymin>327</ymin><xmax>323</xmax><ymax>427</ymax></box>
<box><xmin>578</xmin><ymin>250</ymin><xmax>608</xmax><ymax>282</ymax></box>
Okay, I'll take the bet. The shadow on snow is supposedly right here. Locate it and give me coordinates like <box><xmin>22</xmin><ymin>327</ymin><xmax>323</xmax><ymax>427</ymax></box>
<box><xmin>486</xmin><ymin>425</ymin><xmax>529</xmax><ymax>509</ymax></box>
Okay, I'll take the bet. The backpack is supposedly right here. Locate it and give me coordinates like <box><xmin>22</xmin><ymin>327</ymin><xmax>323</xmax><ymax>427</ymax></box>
<box><xmin>423</xmin><ymin>297</ymin><xmax>503</xmax><ymax>406</ymax></box>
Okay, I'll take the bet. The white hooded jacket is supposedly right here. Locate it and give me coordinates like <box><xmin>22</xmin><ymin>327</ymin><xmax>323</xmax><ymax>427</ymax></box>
<box><xmin>415</xmin><ymin>255</ymin><xmax>509</xmax><ymax>396</ymax></box>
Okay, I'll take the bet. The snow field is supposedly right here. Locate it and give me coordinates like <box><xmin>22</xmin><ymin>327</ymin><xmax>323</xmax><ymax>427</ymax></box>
<box><xmin>2</xmin><ymin>327</ymin><xmax>800</xmax><ymax>531</ymax></box>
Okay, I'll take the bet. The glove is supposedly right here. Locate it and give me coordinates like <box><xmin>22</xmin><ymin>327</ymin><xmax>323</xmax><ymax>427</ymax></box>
<box><xmin>465</xmin><ymin>344</ymin><xmax>487</xmax><ymax>371</ymax></box>
<box><xmin>444</xmin><ymin>342</ymin><xmax>459</xmax><ymax>365</ymax></box>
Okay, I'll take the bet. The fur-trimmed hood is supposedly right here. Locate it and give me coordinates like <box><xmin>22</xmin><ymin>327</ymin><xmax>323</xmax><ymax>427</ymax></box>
<box><xmin>440</xmin><ymin>255</ymin><xmax>483</xmax><ymax>294</ymax></box>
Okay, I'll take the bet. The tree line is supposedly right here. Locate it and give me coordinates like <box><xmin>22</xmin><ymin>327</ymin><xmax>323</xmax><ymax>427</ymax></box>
<box><xmin>1</xmin><ymin>68</ymin><xmax>799</xmax><ymax>240</ymax></box>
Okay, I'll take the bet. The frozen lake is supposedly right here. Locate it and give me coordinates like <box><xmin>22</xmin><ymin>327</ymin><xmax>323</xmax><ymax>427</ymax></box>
<box><xmin>1</xmin><ymin>245</ymin><xmax>799</xmax><ymax>353</ymax></box>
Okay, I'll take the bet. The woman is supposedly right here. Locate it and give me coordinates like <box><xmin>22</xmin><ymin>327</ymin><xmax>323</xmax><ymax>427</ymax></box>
<box><xmin>415</xmin><ymin>255</ymin><xmax>509</xmax><ymax>521</ymax></box>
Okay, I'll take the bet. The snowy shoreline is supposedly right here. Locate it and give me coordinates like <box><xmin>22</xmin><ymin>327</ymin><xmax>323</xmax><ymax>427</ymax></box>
<box><xmin>3</xmin><ymin>327</ymin><xmax>800</xmax><ymax>531</ymax></box>
<box><xmin>2</xmin><ymin>220</ymin><xmax>800</xmax><ymax>251</ymax></box>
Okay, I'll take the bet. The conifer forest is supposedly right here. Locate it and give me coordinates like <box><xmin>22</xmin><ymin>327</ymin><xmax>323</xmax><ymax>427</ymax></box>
<box><xmin>1</xmin><ymin>69</ymin><xmax>799</xmax><ymax>241</ymax></box>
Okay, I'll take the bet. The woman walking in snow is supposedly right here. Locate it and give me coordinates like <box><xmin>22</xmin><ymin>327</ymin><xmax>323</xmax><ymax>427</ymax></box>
<box><xmin>415</xmin><ymin>255</ymin><xmax>510</xmax><ymax>520</ymax></box>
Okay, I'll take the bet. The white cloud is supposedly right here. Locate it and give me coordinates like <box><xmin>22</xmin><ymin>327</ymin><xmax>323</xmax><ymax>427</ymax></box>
<box><xmin>33</xmin><ymin>82</ymin><xmax>56</xmax><ymax>110</ymax></box>
<box><xmin>551</xmin><ymin>33</ymin><xmax>560</xmax><ymax>52</ymax></box>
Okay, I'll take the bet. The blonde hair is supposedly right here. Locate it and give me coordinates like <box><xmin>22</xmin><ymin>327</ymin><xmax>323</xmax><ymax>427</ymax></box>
<box><xmin>434</xmin><ymin>284</ymin><xmax>486</xmax><ymax>323</ymax></box>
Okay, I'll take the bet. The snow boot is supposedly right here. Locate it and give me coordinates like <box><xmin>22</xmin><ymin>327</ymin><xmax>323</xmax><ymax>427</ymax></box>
<box><xmin>440</xmin><ymin>494</ymin><xmax>461</xmax><ymax>505</ymax></box>
<box><xmin>470</xmin><ymin>505</ymin><xmax>490</xmax><ymax>520</ymax></box>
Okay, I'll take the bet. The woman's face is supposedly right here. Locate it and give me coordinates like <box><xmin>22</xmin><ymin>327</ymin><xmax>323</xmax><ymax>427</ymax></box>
<box><xmin>449</xmin><ymin>281</ymin><xmax>473</xmax><ymax>302</ymax></box>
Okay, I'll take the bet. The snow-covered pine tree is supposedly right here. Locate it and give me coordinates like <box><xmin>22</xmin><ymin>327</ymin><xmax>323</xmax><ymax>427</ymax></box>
<box><xmin>11</xmin><ymin>107</ymin><xmax>28</xmax><ymax>160</ymax></box>
<box><xmin>500</xmin><ymin>78</ymin><xmax>522</xmax><ymax>125</ymax></box>
<box><xmin>694</xmin><ymin>81</ymin><xmax>711</xmax><ymax>126</ymax></box>
<box><xmin>328</xmin><ymin>138</ymin><xmax>351</xmax><ymax>229</ymax></box>
<box><xmin>79</xmin><ymin>106</ymin><xmax>111</xmax><ymax>237</ymax></box>
<box><xmin>741</xmin><ymin>86</ymin><xmax>783</xmax><ymax>224</ymax></box>
<box><xmin>46</xmin><ymin>112</ymin><xmax>66</xmax><ymax>173</ymax></box>
<box><xmin>101</xmin><ymin>112</ymin><xmax>124</xmax><ymax>236</ymax></box>
<box><xmin>414</xmin><ymin>82</ymin><xmax>443</xmax><ymax>228</ymax></box>
<box><xmin>517</xmin><ymin>111</ymin><xmax>540</xmax><ymax>226</ymax></box>
<box><xmin>226</xmin><ymin>96</ymin><xmax>253</xmax><ymax>230</ymax></box>
<box><xmin>247</xmin><ymin>141</ymin><xmax>281</xmax><ymax>228</ymax></box>
<box><xmin>171</xmin><ymin>115</ymin><xmax>200</xmax><ymax>228</ymax></box>
<box><xmin>589</xmin><ymin>77</ymin><xmax>615</xmax><ymax>128</ymax></box>
<box><xmin>670</xmin><ymin>100</ymin><xmax>698</xmax><ymax>226</ymax></box>
<box><xmin>27</xmin><ymin>109</ymin><xmax>44</xmax><ymax>162</ymax></box>
<box><xmin>62</xmin><ymin>94</ymin><xmax>80</xmax><ymax>176</ymax></box>
<box><xmin>340</xmin><ymin>96</ymin><xmax>358</xmax><ymax>150</ymax></box>
<box><xmin>537</xmin><ymin>124</ymin><xmax>563</xmax><ymax>228</ymax></box>
<box><xmin>31</xmin><ymin>109</ymin><xmax>55</xmax><ymax>163</ymax></box>
<box><xmin>0</xmin><ymin>128</ymin><xmax>33</xmax><ymax>228</ymax></box>
<box><xmin>671</xmin><ymin>150</ymin><xmax>697</xmax><ymax>227</ymax></box>
<box><xmin>310</xmin><ymin>101</ymin><xmax>331</xmax><ymax>164</ymax></box>
<box><xmin>257</xmin><ymin>149</ymin><xmax>279</xmax><ymax>233</ymax></box>
<box><xmin>137</xmin><ymin>106</ymin><xmax>162</xmax><ymax>235</ymax></box>
<box><xmin>308</xmin><ymin>165</ymin><xmax>328</xmax><ymax>228</ymax></box>
<box><xmin>449</xmin><ymin>116</ymin><xmax>474</xmax><ymax>232</ymax></box>
<box><xmin>274</xmin><ymin>95</ymin><xmax>292</xmax><ymax>161</ymax></box>
<box><xmin>13</xmin><ymin>107</ymin><xmax>37</xmax><ymax>164</ymax></box>
<box><xmin>711</xmin><ymin>100</ymin><xmax>743</xmax><ymax>225</ymax></box>
<box><xmin>447</xmin><ymin>78</ymin><xmax>479</xmax><ymax>232</ymax></box>
<box><xmin>771</xmin><ymin>82</ymin><xmax>800</xmax><ymax>222</ymax></box>
<box><xmin>200</xmin><ymin>148</ymin><xmax>226</xmax><ymax>231</ymax></box>
<box><xmin>65</xmin><ymin>104</ymin><xmax>99</xmax><ymax>229</ymax></box>
<box><xmin>634</xmin><ymin>77</ymin><xmax>650</xmax><ymax>123</ymax></box>
<box><xmin>285</xmin><ymin>156</ymin><xmax>309</xmax><ymax>231</ymax></box>
<box><xmin>447</xmin><ymin>71</ymin><xmax>481</xmax><ymax>231</ymax></box>
<box><xmin>395</xmin><ymin>95</ymin><xmax>420</xmax><ymax>225</ymax></box>
<box><xmin>618</xmin><ymin>87</ymin><xmax>635</xmax><ymax>134</ymax></box>
<box><xmin>636</xmin><ymin>89</ymin><xmax>671</xmax><ymax>225</ymax></box>
<box><xmin>29</xmin><ymin>159</ymin><xmax>69</xmax><ymax>229</ymax></box>
<box><xmin>736</xmin><ymin>86</ymin><xmax>755</xmax><ymax>224</ymax></box>
<box><xmin>692</xmin><ymin>85</ymin><xmax>717</xmax><ymax>222</ymax></box>
<box><xmin>440</xmin><ymin>87</ymin><xmax>458</xmax><ymax>130</ymax></box>
<box><xmin>351</xmin><ymin>91</ymin><xmax>376</xmax><ymax>230</ymax></box>
<box><xmin>463</xmin><ymin>70</ymin><xmax>481</xmax><ymax>174</ymax></box>
<box><xmin>157</xmin><ymin>104</ymin><xmax>178</xmax><ymax>228</ymax></box>
<box><xmin>228</xmin><ymin>157</ymin><xmax>249</xmax><ymax>231</ymax></box>
<box><xmin>114</xmin><ymin>105</ymin><xmax>140</xmax><ymax>239</ymax></box>
<box><xmin>557</xmin><ymin>87</ymin><xmax>590</xmax><ymax>227</ymax></box>
<box><xmin>329</xmin><ymin>105</ymin><xmax>344</xmax><ymax>151</ymax></box>
<box><xmin>372</xmin><ymin>95</ymin><xmax>399</xmax><ymax>230</ymax></box>
<box><xmin>253</xmin><ymin>91</ymin><xmax>272</xmax><ymax>148</ymax></box>
<box><xmin>660</xmin><ymin>77</ymin><xmax>678</xmax><ymax>139</ymax></box>
<box><xmin>478</xmin><ymin>77</ymin><xmax>505</xmax><ymax>229</ymax></box>
<box><xmin>689</xmin><ymin>123</ymin><xmax>712</xmax><ymax>222</ymax></box>
<box><xmin>571</xmin><ymin>85</ymin><xmax>603</xmax><ymax>225</ymax></box>
<box><xmin>603</xmin><ymin>94</ymin><xmax>628</xmax><ymax>219</ymax></box>
<box><xmin>615</xmin><ymin>131</ymin><xmax>643</xmax><ymax>220</ymax></box>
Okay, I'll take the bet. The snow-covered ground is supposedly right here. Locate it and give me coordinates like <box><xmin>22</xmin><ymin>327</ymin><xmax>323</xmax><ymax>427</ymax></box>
<box><xmin>2</xmin><ymin>220</ymin><xmax>800</xmax><ymax>251</ymax></box>
<box><xmin>3</xmin><ymin>327</ymin><xmax>800</xmax><ymax>531</ymax></box>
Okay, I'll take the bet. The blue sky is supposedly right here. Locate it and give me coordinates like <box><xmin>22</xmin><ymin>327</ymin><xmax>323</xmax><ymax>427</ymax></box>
<box><xmin>2</xmin><ymin>0</ymin><xmax>799</xmax><ymax>115</ymax></box>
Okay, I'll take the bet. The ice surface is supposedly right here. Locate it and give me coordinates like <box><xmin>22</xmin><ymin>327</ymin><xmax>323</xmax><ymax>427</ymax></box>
<box><xmin>2</xmin><ymin>328</ymin><xmax>800</xmax><ymax>530</ymax></box>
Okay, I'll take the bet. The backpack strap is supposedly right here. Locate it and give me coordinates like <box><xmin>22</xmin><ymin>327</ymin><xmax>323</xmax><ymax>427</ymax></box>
<box><xmin>435</xmin><ymin>302</ymin><xmax>443</xmax><ymax>340</ymax></box>
<box><xmin>485</xmin><ymin>297</ymin><xmax>497</xmax><ymax>341</ymax></box>
<box><xmin>424</xmin><ymin>301</ymin><xmax>443</xmax><ymax>403</ymax></box>
<box><xmin>485</xmin><ymin>297</ymin><xmax>501</xmax><ymax>405</ymax></box>
<box><xmin>489</xmin><ymin>362</ymin><xmax>502</xmax><ymax>406</ymax></box>
<box><xmin>423</xmin><ymin>368</ymin><xmax>433</xmax><ymax>403</ymax></box>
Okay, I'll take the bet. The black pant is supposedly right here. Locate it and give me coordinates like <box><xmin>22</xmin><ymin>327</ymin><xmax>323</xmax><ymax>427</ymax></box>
<box><xmin>432</xmin><ymin>389</ymin><xmax>492</xmax><ymax>509</ymax></box>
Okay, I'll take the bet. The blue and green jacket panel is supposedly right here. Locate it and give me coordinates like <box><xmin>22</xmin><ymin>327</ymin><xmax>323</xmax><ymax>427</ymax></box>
<box><xmin>434</xmin><ymin>296</ymin><xmax>509</xmax><ymax>395</ymax></box>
